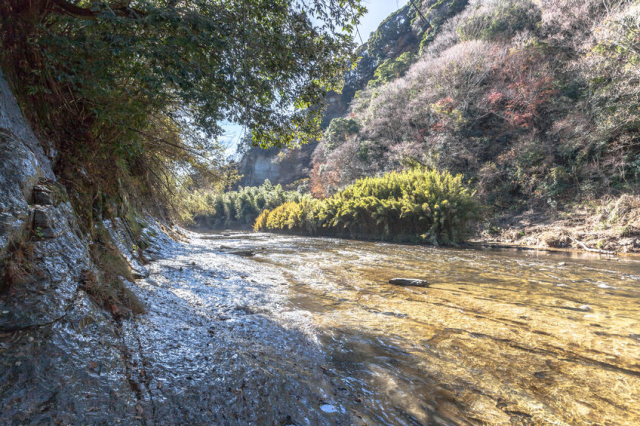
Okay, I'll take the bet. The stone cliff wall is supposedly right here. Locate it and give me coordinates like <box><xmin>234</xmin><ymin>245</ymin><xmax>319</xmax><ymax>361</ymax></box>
<box><xmin>0</xmin><ymin>70</ymin><xmax>148</xmax><ymax>423</ymax></box>
<box><xmin>236</xmin><ymin>142</ymin><xmax>317</xmax><ymax>188</ymax></box>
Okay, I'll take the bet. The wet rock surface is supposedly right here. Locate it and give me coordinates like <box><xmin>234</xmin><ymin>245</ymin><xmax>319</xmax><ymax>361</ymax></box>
<box><xmin>0</xmin><ymin>204</ymin><xmax>90</xmax><ymax>330</ymax></box>
<box><xmin>2</xmin><ymin>224</ymin><xmax>360</xmax><ymax>425</ymax></box>
<box><xmin>0</xmin><ymin>69</ymin><xmax>54</xmax><ymax>255</ymax></box>
<box><xmin>0</xmin><ymin>296</ymin><xmax>138</xmax><ymax>424</ymax></box>
<box><xmin>118</xmin><ymin>230</ymin><xmax>357</xmax><ymax>424</ymax></box>
<box><xmin>32</xmin><ymin>182</ymin><xmax>65</xmax><ymax>207</ymax></box>
<box><xmin>0</xmin><ymin>69</ymin><xmax>92</xmax><ymax>330</ymax></box>
<box><xmin>104</xmin><ymin>217</ymin><xmax>149</xmax><ymax>279</ymax></box>
<box><xmin>0</xmin><ymin>69</ymin><xmax>139</xmax><ymax>424</ymax></box>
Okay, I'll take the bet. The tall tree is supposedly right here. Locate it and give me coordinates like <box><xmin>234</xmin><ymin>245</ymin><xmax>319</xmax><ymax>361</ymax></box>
<box><xmin>0</xmin><ymin>0</ymin><xmax>365</xmax><ymax>153</ymax></box>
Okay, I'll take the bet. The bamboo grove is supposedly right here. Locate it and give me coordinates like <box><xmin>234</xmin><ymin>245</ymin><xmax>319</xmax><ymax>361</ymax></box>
<box><xmin>254</xmin><ymin>168</ymin><xmax>480</xmax><ymax>244</ymax></box>
<box><xmin>192</xmin><ymin>181</ymin><xmax>304</xmax><ymax>228</ymax></box>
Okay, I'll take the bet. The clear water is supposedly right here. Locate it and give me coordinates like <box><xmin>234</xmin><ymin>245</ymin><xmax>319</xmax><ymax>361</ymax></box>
<box><xmin>209</xmin><ymin>231</ymin><xmax>640</xmax><ymax>425</ymax></box>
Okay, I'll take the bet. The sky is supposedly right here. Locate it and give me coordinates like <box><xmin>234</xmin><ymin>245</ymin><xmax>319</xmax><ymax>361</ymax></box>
<box><xmin>358</xmin><ymin>0</ymin><xmax>409</xmax><ymax>42</ymax></box>
<box><xmin>218</xmin><ymin>0</ymin><xmax>410</xmax><ymax>159</ymax></box>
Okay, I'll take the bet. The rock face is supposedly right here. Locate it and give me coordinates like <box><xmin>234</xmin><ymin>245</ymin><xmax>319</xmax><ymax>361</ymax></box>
<box><xmin>0</xmin><ymin>77</ymin><xmax>53</xmax><ymax>255</ymax></box>
<box><xmin>103</xmin><ymin>217</ymin><xmax>149</xmax><ymax>278</ymax></box>
<box><xmin>0</xmin><ymin>70</ymin><xmax>139</xmax><ymax>422</ymax></box>
<box><xmin>241</xmin><ymin>150</ymin><xmax>282</xmax><ymax>186</ymax></box>
<box><xmin>114</xmin><ymin>230</ymin><xmax>358</xmax><ymax>425</ymax></box>
<box><xmin>0</xmin><ymin>69</ymin><xmax>91</xmax><ymax>330</ymax></box>
<box><xmin>235</xmin><ymin>142</ymin><xmax>317</xmax><ymax>188</ymax></box>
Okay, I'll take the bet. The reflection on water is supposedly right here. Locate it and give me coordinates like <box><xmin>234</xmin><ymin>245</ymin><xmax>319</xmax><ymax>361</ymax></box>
<box><xmin>209</xmin><ymin>232</ymin><xmax>640</xmax><ymax>425</ymax></box>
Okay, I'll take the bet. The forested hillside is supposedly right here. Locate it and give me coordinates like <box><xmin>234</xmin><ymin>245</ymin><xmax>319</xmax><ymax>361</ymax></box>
<box><xmin>234</xmin><ymin>0</ymin><xmax>458</xmax><ymax>188</ymax></box>
<box><xmin>312</xmin><ymin>0</ymin><xmax>639</xmax><ymax>210</ymax></box>
<box><xmin>224</xmin><ymin>0</ymin><xmax>640</xmax><ymax>251</ymax></box>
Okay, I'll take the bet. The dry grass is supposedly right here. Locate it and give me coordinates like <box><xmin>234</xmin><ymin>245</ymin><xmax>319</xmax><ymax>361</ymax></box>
<box><xmin>86</xmin><ymin>236</ymin><xmax>145</xmax><ymax>317</ymax></box>
<box><xmin>0</xmin><ymin>239</ymin><xmax>36</xmax><ymax>295</ymax></box>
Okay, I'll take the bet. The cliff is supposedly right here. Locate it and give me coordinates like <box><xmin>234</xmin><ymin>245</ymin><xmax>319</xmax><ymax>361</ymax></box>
<box><xmin>0</xmin><ymin>69</ymin><xmax>158</xmax><ymax>423</ymax></box>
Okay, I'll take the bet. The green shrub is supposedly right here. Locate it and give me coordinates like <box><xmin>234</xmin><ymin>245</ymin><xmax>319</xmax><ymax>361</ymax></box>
<box><xmin>368</xmin><ymin>52</ymin><xmax>416</xmax><ymax>88</ymax></box>
<box><xmin>253</xmin><ymin>209</ymin><xmax>271</xmax><ymax>231</ymax></box>
<box><xmin>255</xmin><ymin>168</ymin><xmax>480</xmax><ymax>244</ymax></box>
<box><xmin>323</xmin><ymin>118</ymin><xmax>360</xmax><ymax>152</ymax></box>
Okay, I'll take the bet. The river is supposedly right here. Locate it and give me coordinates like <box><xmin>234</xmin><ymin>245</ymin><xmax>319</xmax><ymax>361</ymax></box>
<box><xmin>130</xmin><ymin>230</ymin><xmax>640</xmax><ymax>425</ymax></box>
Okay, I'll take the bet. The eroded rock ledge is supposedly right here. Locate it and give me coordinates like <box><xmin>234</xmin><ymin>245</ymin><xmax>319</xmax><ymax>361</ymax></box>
<box><xmin>0</xmin><ymin>69</ymin><xmax>142</xmax><ymax>423</ymax></box>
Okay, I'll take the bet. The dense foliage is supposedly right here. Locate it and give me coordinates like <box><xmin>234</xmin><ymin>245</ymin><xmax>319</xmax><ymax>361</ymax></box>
<box><xmin>0</xmin><ymin>0</ymin><xmax>364</xmax><ymax>310</ymax></box>
<box><xmin>192</xmin><ymin>181</ymin><xmax>304</xmax><ymax>228</ymax></box>
<box><xmin>255</xmin><ymin>168</ymin><xmax>479</xmax><ymax>244</ymax></box>
<box><xmin>2</xmin><ymin>0</ymin><xmax>364</xmax><ymax>147</ymax></box>
<box><xmin>0</xmin><ymin>0</ymin><xmax>364</xmax><ymax>225</ymax></box>
<box><xmin>325</xmin><ymin>0</ymin><xmax>466</xmax><ymax>118</ymax></box>
<box><xmin>233</xmin><ymin>0</ymin><xmax>469</xmax><ymax>191</ymax></box>
<box><xmin>311</xmin><ymin>0</ymin><xmax>640</xmax><ymax>212</ymax></box>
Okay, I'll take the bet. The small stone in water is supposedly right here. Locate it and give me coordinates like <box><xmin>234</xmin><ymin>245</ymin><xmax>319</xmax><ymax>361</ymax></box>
<box><xmin>389</xmin><ymin>278</ymin><xmax>429</xmax><ymax>287</ymax></box>
<box><xmin>579</xmin><ymin>305</ymin><xmax>592</xmax><ymax>311</ymax></box>
<box><xmin>320</xmin><ymin>404</ymin><xmax>338</xmax><ymax>413</ymax></box>
<box><xmin>229</xmin><ymin>250</ymin><xmax>255</xmax><ymax>257</ymax></box>
<box><xmin>558</xmin><ymin>262</ymin><xmax>566</xmax><ymax>266</ymax></box>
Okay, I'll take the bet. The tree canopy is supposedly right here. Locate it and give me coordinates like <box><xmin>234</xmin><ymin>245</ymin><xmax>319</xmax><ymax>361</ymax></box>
<box><xmin>1</xmin><ymin>0</ymin><xmax>365</xmax><ymax>152</ymax></box>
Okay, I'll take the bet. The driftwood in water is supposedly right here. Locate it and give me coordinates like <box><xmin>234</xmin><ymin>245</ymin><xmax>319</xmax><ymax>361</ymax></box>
<box><xmin>570</xmin><ymin>237</ymin><xmax>615</xmax><ymax>255</ymax></box>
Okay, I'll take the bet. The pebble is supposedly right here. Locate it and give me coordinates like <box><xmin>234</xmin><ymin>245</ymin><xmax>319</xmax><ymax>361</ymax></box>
<box><xmin>320</xmin><ymin>404</ymin><xmax>339</xmax><ymax>413</ymax></box>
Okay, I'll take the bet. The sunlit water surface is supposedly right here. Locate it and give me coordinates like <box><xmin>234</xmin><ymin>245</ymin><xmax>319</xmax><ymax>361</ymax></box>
<box><xmin>203</xmin><ymin>232</ymin><xmax>640</xmax><ymax>425</ymax></box>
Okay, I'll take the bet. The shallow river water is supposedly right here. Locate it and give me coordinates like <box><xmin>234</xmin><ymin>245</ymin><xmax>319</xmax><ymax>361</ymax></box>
<box><xmin>123</xmin><ymin>230</ymin><xmax>640</xmax><ymax>425</ymax></box>
<box><xmin>198</xmin><ymin>231</ymin><xmax>640</xmax><ymax>425</ymax></box>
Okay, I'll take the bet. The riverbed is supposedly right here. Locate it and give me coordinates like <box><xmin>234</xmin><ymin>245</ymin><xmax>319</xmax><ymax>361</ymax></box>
<box><xmin>129</xmin><ymin>230</ymin><xmax>640</xmax><ymax>425</ymax></box>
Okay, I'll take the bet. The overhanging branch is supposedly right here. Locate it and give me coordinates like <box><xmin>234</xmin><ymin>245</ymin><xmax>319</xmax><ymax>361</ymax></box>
<box><xmin>49</xmin><ymin>0</ymin><xmax>146</xmax><ymax>19</ymax></box>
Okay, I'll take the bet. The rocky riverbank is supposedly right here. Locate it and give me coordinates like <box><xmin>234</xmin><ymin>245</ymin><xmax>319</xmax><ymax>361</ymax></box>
<box><xmin>476</xmin><ymin>195</ymin><xmax>640</xmax><ymax>255</ymax></box>
<box><xmin>0</xmin><ymin>66</ymin><xmax>356</xmax><ymax>424</ymax></box>
<box><xmin>1</xmin><ymin>226</ymin><xmax>361</xmax><ymax>424</ymax></box>
<box><xmin>1</xmin><ymin>67</ymin><xmax>141</xmax><ymax>423</ymax></box>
